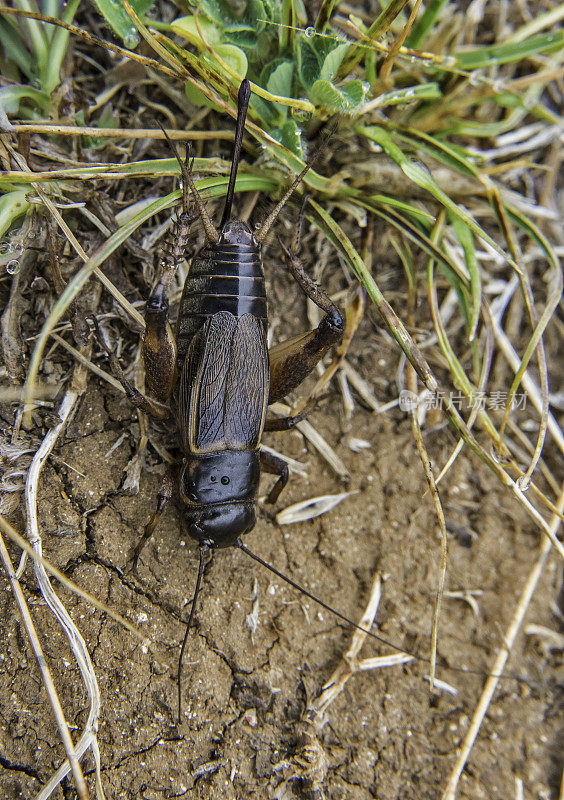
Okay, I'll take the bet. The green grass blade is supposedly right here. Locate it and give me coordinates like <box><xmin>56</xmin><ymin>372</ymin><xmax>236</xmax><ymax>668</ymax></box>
<box><xmin>406</xmin><ymin>0</ymin><xmax>449</xmax><ymax>49</ymax></box>
<box><xmin>357</xmin><ymin>125</ymin><xmax>518</xmax><ymax>267</ymax></box>
<box><xmin>450</xmin><ymin>216</ymin><xmax>481</xmax><ymax>342</ymax></box>
<box><xmin>455</xmin><ymin>30</ymin><xmax>564</xmax><ymax>70</ymax></box>
<box><xmin>42</xmin><ymin>0</ymin><xmax>80</xmax><ymax>94</ymax></box>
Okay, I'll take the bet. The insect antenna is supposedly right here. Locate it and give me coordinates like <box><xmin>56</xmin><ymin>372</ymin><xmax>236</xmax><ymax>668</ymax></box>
<box><xmin>254</xmin><ymin>121</ymin><xmax>337</xmax><ymax>244</ymax></box>
<box><xmin>220</xmin><ymin>78</ymin><xmax>251</xmax><ymax>230</ymax></box>
<box><xmin>237</xmin><ymin>541</ymin><xmax>534</xmax><ymax>686</ymax></box>
<box><xmin>177</xmin><ymin>544</ymin><xmax>209</xmax><ymax>722</ymax></box>
<box><xmin>237</xmin><ymin>540</ymin><xmax>415</xmax><ymax>659</ymax></box>
<box><xmin>157</xmin><ymin>122</ymin><xmax>219</xmax><ymax>243</ymax></box>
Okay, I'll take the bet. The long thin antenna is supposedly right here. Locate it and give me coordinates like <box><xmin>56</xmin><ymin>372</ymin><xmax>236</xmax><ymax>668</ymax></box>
<box><xmin>220</xmin><ymin>78</ymin><xmax>251</xmax><ymax>230</ymax></box>
<box><xmin>177</xmin><ymin>544</ymin><xmax>208</xmax><ymax>722</ymax></box>
<box><xmin>237</xmin><ymin>540</ymin><xmax>415</xmax><ymax>659</ymax></box>
<box><xmin>255</xmin><ymin>162</ymin><xmax>312</xmax><ymax>243</ymax></box>
<box><xmin>158</xmin><ymin>123</ymin><xmax>219</xmax><ymax>243</ymax></box>
<box><xmin>237</xmin><ymin>541</ymin><xmax>529</xmax><ymax>684</ymax></box>
<box><xmin>255</xmin><ymin>120</ymin><xmax>337</xmax><ymax>244</ymax></box>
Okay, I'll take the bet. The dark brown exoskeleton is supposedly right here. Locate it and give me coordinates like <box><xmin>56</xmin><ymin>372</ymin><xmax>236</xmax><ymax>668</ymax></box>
<box><xmin>96</xmin><ymin>79</ymin><xmax>344</xmax><ymax>715</ymax></box>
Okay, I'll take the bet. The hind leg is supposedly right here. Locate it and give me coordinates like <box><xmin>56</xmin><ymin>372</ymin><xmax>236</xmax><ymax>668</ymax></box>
<box><xmin>268</xmin><ymin>200</ymin><xmax>344</xmax><ymax>404</ymax></box>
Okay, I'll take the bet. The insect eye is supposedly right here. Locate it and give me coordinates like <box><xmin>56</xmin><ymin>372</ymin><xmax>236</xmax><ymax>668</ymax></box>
<box><xmin>210</xmin><ymin>475</ymin><xmax>216</xmax><ymax>483</ymax></box>
<box><xmin>221</xmin><ymin>476</ymin><xmax>230</xmax><ymax>485</ymax></box>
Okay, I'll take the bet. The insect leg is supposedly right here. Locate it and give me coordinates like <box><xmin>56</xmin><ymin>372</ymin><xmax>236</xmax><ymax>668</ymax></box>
<box><xmin>131</xmin><ymin>466</ymin><xmax>176</xmax><ymax>571</ymax></box>
<box><xmin>92</xmin><ymin>318</ymin><xmax>170</xmax><ymax>420</ymax></box>
<box><xmin>260</xmin><ymin>449</ymin><xmax>289</xmax><ymax>504</ymax></box>
<box><xmin>142</xmin><ymin>291</ymin><xmax>178</xmax><ymax>404</ymax></box>
<box><xmin>263</xmin><ymin>403</ymin><xmax>313</xmax><ymax>431</ymax></box>
<box><xmin>268</xmin><ymin>205</ymin><xmax>344</xmax><ymax>404</ymax></box>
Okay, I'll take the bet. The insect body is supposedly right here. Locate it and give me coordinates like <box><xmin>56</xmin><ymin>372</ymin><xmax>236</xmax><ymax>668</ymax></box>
<box><xmin>97</xmin><ymin>79</ymin><xmax>345</xmax><ymax>711</ymax></box>
<box><xmin>174</xmin><ymin>222</ymin><xmax>268</xmax><ymax>548</ymax></box>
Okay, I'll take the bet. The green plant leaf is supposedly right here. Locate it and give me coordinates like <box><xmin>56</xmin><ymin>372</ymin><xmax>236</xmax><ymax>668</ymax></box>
<box><xmin>406</xmin><ymin>0</ymin><xmax>449</xmax><ymax>48</ymax></box>
<box><xmin>0</xmin><ymin>84</ymin><xmax>50</xmax><ymax>118</ymax></box>
<box><xmin>92</xmin><ymin>0</ymin><xmax>153</xmax><ymax>47</ymax></box>
<box><xmin>0</xmin><ymin>190</ymin><xmax>30</xmax><ymax>240</ymax></box>
<box><xmin>273</xmin><ymin>118</ymin><xmax>304</xmax><ymax>157</ymax></box>
<box><xmin>455</xmin><ymin>29</ymin><xmax>564</xmax><ymax>70</ymax></box>
<box><xmin>200</xmin><ymin>0</ymin><xmax>237</xmax><ymax>26</ymax></box>
<box><xmin>243</xmin><ymin>0</ymin><xmax>268</xmax><ymax>31</ymax></box>
<box><xmin>170</xmin><ymin>15</ymin><xmax>223</xmax><ymax>47</ymax></box>
<box><xmin>297</xmin><ymin>38</ymin><xmax>321</xmax><ymax>89</ymax></box>
<box><xmin>450</xmin><ymin>216</ymin><xmax>481</xmax><ymax>341</ymax></box>
<box><xmin>249</xmin><ymin>93</ymin><xmax>279</xmax><ymax>125</ymax></box>
<box><xmin>223</xmin><ymin>31</ymin><xmax>257</xmax><ymax>48</ymax></box>
<box><xmin>396</xmin><ymin>130</ymin><xmax>480</xmax><ymax>178</ymax></box>
<box><xmin>223</xmin><ymin>24</ymin><xmax>258</xmax><ymax>48</ymax></box>
<box><xmin>0</xmin><ymin>17</ymin><xmax>33</xmax><ymax>78</ymax></box>
<box><xmin>309</xmin><ymin>78</ymin><xmax>365</xmax><ymax>110</ymax></box>
<box><xmin>341</xmin><ymin>79</ymin><xmax>365</xmax><ymax>107</ymax></box>
<box><xmin>213</xmin><ymin>43</ymin><xmax>248</xmax><ymax>78</ymax></box>
<box><xmin>318</xmin><ymin>42</ymin><xmax>349</xmax><ymax>82</ymax></box>
<box><xmin>263</xmin><ymin>59</ymin><xmax>294</xmax><ymax>97</ymax></box>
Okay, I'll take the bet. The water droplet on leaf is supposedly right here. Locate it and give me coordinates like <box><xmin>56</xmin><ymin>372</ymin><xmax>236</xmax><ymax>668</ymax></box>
<box><xmin>6</xmin><ymin>259</ymin><xmax>20</xmax><ymax>275</ymax></box>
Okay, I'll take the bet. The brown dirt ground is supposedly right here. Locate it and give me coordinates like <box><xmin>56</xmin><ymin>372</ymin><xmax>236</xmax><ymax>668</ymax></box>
<box><xmin>1</xmin><ymin>221</ymin><xmax>562</xmax><ymax>800</ymax></box>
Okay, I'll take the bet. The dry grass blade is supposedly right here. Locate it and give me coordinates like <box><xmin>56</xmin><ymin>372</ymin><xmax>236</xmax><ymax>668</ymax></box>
<box><xmin>10</xmin><ymin>123</ymin><xmax>233</xmax><ymax>141</ymax></box>
<box><xmin>273</xmin><ymin>574</ymin><xmax>413</xmax><ymax>798</ymax></box>
<box><xmin>0</xmin><ymin>530</ymin><xmax>89</xmax><ymax>800</ymax></box>
<box><xmin>270</xmin><ymin>402</ymin><xmax>350</xmax><ymax>479</ymax></box>
<box><xmin>50</xmin><ymin>333</ymin><xmax>124</xmax><ymax>393</ymax></box>
<box><xmin>275</xmin><ymin>491</ymin><xmax>357</xmax><ymax>525</ymax></box>
<box><xmin>407</xmin><ymin>369</ymin><xmax>448</xmax><ymax>690</ymax></box>
<box><xmin>492</xmin><ymin>316</ymin><xmax>564</xmax><ymax>456</ymax></box>
<box><xmin>441</xmin><ymin>483</ymin><xmax>564</xmax><ymax>800</ymax></box>
<box><xmin>260</xmin><ymin>443</ymin><xmax>308</xmax><ymax>477</ymax></box>
<box><xmin>0</xmin><ymin>515</ymin><xmax>144</xmax><ymax>641</ymax></box>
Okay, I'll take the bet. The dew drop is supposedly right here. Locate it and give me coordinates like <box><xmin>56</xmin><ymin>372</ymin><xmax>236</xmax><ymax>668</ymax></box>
<box><xmin>0</xmin><ymin>242</ymin><xmax>11</xmax><ymax>255</ymax></box>
<box><xmin>6</xmin><ymin>259</ymin><xmax>20</xmax><ymax>275</ymax></box>
<box><xmin>123</xmin><ymin>29</ymin><xmax>139</xmax><ymax>49</ymax></box>
<box><xmin>468</xmin><ymin>70</ymin><xmax>484</xmax><ymax>87</ymax></box>
<box><xmin>304</xmin><ymin>26</ymin><xmax>315</xmax><ymax>38</ymax></box>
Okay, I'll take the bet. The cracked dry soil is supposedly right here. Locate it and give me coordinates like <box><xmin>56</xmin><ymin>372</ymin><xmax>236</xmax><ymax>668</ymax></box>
<box><xmin>1</xmin><ymin>234</ymin><xmax>562</xmax><ymax>800</ymax></box>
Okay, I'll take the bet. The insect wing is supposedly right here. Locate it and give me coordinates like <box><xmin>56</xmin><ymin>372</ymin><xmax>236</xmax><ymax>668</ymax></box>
<box><xmin>179</xmin><ymin>312</ymin><xmax>268</xmax><ymax>453</ymax></box>
<box><xmin>179</xmin><ymin>311</ymin><xmax>236</xmax><ymax>452</ymax></box>
<box><xmin>223</xmin><ymin>314</ymin><xmax>269</xmax><ymax>448</ymax></box>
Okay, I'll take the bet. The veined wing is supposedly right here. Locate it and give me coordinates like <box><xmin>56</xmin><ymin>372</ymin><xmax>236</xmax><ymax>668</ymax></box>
<box><xmin>178</xmin><ymin>312</ymin><xmax>269</xmax><ymax>453</ymax></box>
<box><xmin>223</xmin><ymin>314</ymin><xmax>269</xmax><ymax>448</ymax></box>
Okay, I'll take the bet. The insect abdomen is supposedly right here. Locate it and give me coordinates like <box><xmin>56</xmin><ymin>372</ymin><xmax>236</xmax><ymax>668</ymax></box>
<box><xmin>176</xmin><ymin>239</ymin><xmax>266</xmax><ymax>362</ymax></box>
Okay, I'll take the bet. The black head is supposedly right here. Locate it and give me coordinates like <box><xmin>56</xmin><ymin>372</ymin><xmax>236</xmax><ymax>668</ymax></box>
<box><xmin>184</xmin><ymin>502</ymin><xmax>256</xmax><ymax>549</ymax></box>
<box><xmin>179</xmin><ymin>451</ymin><xmax>260</xmax><ymax>548</ymax></box>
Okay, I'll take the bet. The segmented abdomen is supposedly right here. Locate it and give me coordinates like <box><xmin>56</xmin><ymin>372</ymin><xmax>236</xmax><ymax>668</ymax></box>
<box><xmin>176</xmin><ymin>242</ymin><xmax>266</xmax><ymax>363</ymax></box>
